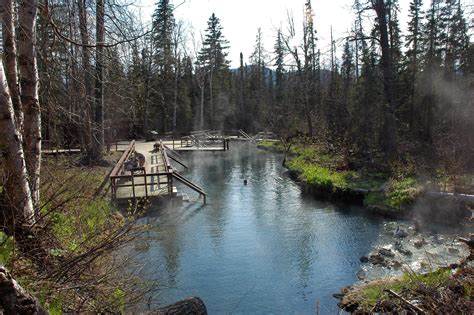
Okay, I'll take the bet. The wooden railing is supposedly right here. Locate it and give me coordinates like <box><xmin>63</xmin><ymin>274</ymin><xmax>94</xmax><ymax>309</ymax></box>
<box><xmin>164</xmin><ymin>145</ymin><xmax>188</xmax><ymax>169</ymax></box>
<box><xmin>109</xmin><ymin>140</ymin><xmax>206</xmax><ymax>203</ymax></box>
<box><xmin>172</xmin><ymin>171</ymin><xmax>207</xmax><ymax>204</ymax></box>
<box><xmin>180</xmin><ymin>137</ymin><xmax>229</xmax><ymax>150</ymax></box>
<box><xmin>238</xmin><ymin>129</ymin><xmax>256</xmax><ymax>143</ymax></box>
<box><xmin>110</xmin><ymin>140</ymin><xmax>136</xmax><ymax>178</ymax></box>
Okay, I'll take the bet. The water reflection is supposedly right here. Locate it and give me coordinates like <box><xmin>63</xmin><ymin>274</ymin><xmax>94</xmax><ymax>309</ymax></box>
<box><xmin>131</xmin><ymin>143</ymin><xmax>385</xmax><ymax>313</ymax></box>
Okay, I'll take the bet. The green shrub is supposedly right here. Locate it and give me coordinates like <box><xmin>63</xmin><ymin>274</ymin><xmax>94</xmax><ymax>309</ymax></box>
<box><xmin>0</xmin><ymin>232</ymin><xmax>14</xmax><ymax>266</ymax></box>
<box><xmin>387</xmin><ymin>177</ymin><xmax>422</xmax><ymax>209</ymax></box>
<box><xmin>360</xmin><ymin>269</ymin><xmax>451</xmax><ymax>308</ymax></box>
<box><xmin>287</xmin><ymin>156</ymin><xmax>353</xmax><ymax>189</ymax></box>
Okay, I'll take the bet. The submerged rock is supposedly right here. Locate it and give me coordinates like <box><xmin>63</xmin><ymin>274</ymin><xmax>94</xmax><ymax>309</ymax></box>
<box><xmin>356</xmin><ymin>269</ymin><xmax>367</xmax><ymax>280</ymax></box>
<box><xmin>369</xmin><ymin>254</ymin><xmax>386</xmax><ymax>265</ymax></box>
<box><xmin>390</xmin><ymin>260</ymin><xmax>402</xmax><ymax>269</ymax></box>
<box><xmin>398</xmin><ymin>248</ymin><xmax>413</xmax><ymax>256</ymax></box>
<box><xmin>360</xmin><ymin>256</ymin><xmax>369</xmax><ymax>263</ymax></box>
<box><xmin>394</xmin><ymin>226</ymin><xmax>408</xmax><ymax>238</ymax></box>
<box><xmin>379</xmin><ymin>248</ymin><xmax>395</xmax><ymax>258</ymax></box>
<box><xmin>394</xmin><ymin>242</ymin><xmax>412</xmax><ymax>256</ymax></box>
<box><xmin>448</xmin><ymin>247</ymin><xmax>460</xmax><ymax>254</ymax></box>
<box><xmin>414</xmin><ymin>239</ymin><xmax>427</xmax><ymax>248</ymax></box>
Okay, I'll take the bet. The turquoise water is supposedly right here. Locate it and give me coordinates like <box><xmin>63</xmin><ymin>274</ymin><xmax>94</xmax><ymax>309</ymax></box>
<box><xmin>131</xmin><ymin>143</ymin><xmax>386</xmax><ymax>313</ymax></box>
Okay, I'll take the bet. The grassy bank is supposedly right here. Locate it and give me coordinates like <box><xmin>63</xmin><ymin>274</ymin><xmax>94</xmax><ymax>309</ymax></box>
<box><xmin>0</xmin><ymin>152</ymin><xmax>144</xmax><ymax>313</ymax></box>
<box><xmin>258</xmin><ymin>140</ymin><xmax>423</xmax><ymax>211</ymax></box>
<box><xmin>340</xmin><ymin>267</ymin><xmax>473</xmax><ymax>313</ymax></box>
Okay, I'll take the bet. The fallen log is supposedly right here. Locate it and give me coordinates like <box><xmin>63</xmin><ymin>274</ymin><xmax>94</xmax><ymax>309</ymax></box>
<box><xmin>151</xmin><ymin>297</ymin><xmax>207</xmax><ymax>315</ymax></box>
<box><xmin>0</xmin><ymin>266</ymin><xmax>48</xmax><ymax>315</ymax></box>
<box><xmin>383</xmin><ymin>289</ymin><xmax>425</xmax><ymax>314</ymax></box>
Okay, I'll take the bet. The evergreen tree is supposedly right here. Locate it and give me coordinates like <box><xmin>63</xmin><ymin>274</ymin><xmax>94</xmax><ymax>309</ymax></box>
<box><xmin>388</xmin><ymin>0</ymin><xmax>403</xmax><ymax>71</ymax></box>
<box><xmin>446</xmin><ymin>0</ymin><xmax>470</xmax><ymax>75</ymax></box>
<box><xmin>352</xmin><ymin>45</ymin><xmax>383</xmax><ymax>153</ymax></box>
<box><xmin>152</xmin><ymin>0</ymin><xmax>175</xmax><ymax>71</ymax></box>
<box><xmin>248</xmin><ymin>28</ymin><xmax>269</xmax><ymax>131</ymax></box>
<box><xmin>404</xmin><ymin>0</ymin><xmax>423</xmax><ymax>127</ymax></box>
<box><xmin>274</xmin><ymin>29</ymin><xmax>285</xmax><ymax>100</ymax></box>
<box><xmin>419</xmin><ymin>0</ymin><xmax>445</xmax><ymax>142</ymax></box>
<box><xmin>198</xmin><ymin>13</ymin><xmax>230</xmax><ymax>129</ymax></box>
<box><xmin>151</xmin><ymin>0</ymin><xmax>175</xmax><ymax>132</ymax></box>
<box><xmin>340</xmin><ymin>39</ymin><xmax>354</xmax><ymax>137</ymax></box>
<box><xmin>273</xmin><ymin>29</ymin><xmax>287</xmax><ymax>132</ymax></box>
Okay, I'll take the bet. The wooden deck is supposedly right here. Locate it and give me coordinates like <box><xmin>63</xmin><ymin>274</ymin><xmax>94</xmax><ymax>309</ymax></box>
<box><xmin>110</xmin><ymin>140</ymin><xmax>206</xmax><ymax>204</ymax></box>
<box><xmin>161</xmin><ymin>137</ymin><xmax>230</xmax><ymax>152</ymax></box>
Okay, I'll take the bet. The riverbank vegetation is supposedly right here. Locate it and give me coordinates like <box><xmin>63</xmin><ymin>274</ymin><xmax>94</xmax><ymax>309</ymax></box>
<box><xmin>1</xmin><ymin>154</ymin><xmax>147</xmax><ymax>312</ymax></box>
<box><xmin>258</xmin><ymin>140</ymin><xmax>426</xmax><ymax>211</ymax></box>
<box><xmin>0</xmin><ymin>0</ymin><xmax>472</xmax><ymax>313</ymax></box>
<box><xmin>340</xmin><ymin>266</ymin><xmax>473</xmax><ymax>313</ymax></box>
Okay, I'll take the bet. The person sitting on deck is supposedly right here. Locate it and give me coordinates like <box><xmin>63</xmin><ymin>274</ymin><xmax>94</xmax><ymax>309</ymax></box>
<box><xmin>124</xmin><ymin>152</ymin><xmax>145</xmax><ymax>173</ymax></box>
<box><xmin>135</xmin><ymin>152</ymin><xmax>145</xmax><ymax>167</ymax></box>
<box><xmin>124</xmin><ymin>157</ymin><xmax>138</xmax><ymax>172</ymax></box>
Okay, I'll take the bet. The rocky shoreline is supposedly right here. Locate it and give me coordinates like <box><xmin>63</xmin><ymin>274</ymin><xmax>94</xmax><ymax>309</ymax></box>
<box><xmin>335</xmin><ymin>236</ymin><xmax>474</xmax><ymax>313</ymax></box>
<box><xmin>258</xmin><ymin>142</ymin><xmax>474</xmax><ymax>313</ymax></box>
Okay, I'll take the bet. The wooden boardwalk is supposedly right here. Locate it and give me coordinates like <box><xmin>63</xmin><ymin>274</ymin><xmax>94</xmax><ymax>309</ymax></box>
<box><xmin>110</xmin><ymin>140</ymin><xmax>206</xmax><ymax>204</ymax></box>
<box><xmin>163</xmin><ymin>137</ymin><xmax>230</xmax><ymax>152</ymax></box>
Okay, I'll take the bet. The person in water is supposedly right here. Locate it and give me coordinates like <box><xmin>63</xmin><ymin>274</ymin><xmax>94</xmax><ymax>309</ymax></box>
<box><xmin>244</xmin><ymin>179</ymin><xmax>248</xmax><ymax>185</ymax></box>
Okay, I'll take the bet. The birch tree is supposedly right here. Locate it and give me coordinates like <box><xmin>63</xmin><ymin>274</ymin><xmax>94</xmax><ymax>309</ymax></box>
<box><xmin>0</xmin><ymin>0</ymin><xmax>40</xmax><ymax>227</ymax></box>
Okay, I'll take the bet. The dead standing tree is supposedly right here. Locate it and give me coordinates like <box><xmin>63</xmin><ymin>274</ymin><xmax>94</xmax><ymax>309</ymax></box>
<box><xmin>348</xmin><ymin>1</ymin><xmax>398</xmax><ymax>159</ymax></box>
<box><xmin>371</xmin><ymin>0</ymin><xmax>398</xmax><ymax>159</ymax></box>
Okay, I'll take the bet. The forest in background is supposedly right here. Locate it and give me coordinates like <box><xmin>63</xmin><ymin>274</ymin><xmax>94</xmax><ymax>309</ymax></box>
<box><xmin>38</xmin><ymin>0</ymin><xmax>474</xmax><ymax>172</ymax></box>
<box><xmin>0</xmin><ymin>0</ymin><xmax>473</xmax><ymax>312</ymax></box>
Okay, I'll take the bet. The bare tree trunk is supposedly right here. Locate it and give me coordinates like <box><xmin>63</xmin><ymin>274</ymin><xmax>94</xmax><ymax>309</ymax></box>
<box><xmin>199</xmin><ymin>74</ymin><xmax>204</xmax><ymax>130</ymax></box>
<box><xmin>209</xmin><ymin>67</ymin><xmax>214</xmax><ymax>130</ymax></box>
<box><xmin>0</xmin><ymin>63</ymin><xmax>35</xmax><ymax>226</ymax></box>
<box><xmin>373</xmin><ymin>0</ymin><xmax>397</xmax><ymax>158</ymax></box>
<box><xmin>143</xmin><ymin>47</ymin><xmax>151</xmax><ymax>136</ymax></box>
<box><xmin>77</xmin><ymin>0</ymin><xmax>93</xmax><ymax>151</ymax></box>
<box><xmin>1</xmin><ymin>0</ymin><xmax>23</xmax><ymax>131</ymax></box>
<box><xmin>173</xmin><ymin>57</ymin><xmax>179</xmax><ymax>133</ymax></box>
<box><xmin>18</xmin><ymin>0</ymin><xmax>41</xmax><ymax>210</ymax></box>
<box><xmin>93</xmin><ymin>0</ymin><xmax>105</xmax><ymax>158</ymax></box>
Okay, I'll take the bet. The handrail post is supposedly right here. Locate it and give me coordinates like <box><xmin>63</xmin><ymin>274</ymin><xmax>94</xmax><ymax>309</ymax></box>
<box><xmin>111</xmin><ymin>177</ymin><xmax>116</xmax><ymax>200</ymax></box>
<box><xmin>131</xmin><ymin>174</ymin><xmax>136</xmax><ymax>200</ymax></box>
<box><xmin>168</xmin><ymin>172</ymin><xmax>173</xmax><ymax>195</ymax></box>
<box><xmin>144</xmin><ymin>173</ymin><xmax>148</xmax><ymax>198</ymax></box>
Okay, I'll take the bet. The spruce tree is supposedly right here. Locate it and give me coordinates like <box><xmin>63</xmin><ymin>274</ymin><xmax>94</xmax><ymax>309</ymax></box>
<box><xmin>248</xmin><ymin>28</ymin><xmax>268</xmax><ymax>131</ymax></box>
<box><xmin>404</xmin><ymin>0</ymin><xmax>423</xmax><ymax>127</ymax></box>
<box><xmin>198</xmin><ymin>13</ymin><xmax>230</xmax><ymax>129</ymax></box>
<box><xmin>340</xmin><ymin>39</ymin><xmax>354</xmax><ymax>136</ymax></box>
<box><xmin>273</xmin><ymin>29</ymin><xmax>286</xmax><ymax>132</ymax></box>
<box><xmin>152</xmin><ymin>0</ymin><xmax>175</xmax><ymax>72</ymax></box>
<box><xmin>151</xmin><ymin>0</ymin><xmax>175</xmax><ymax>132</ymax></box>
